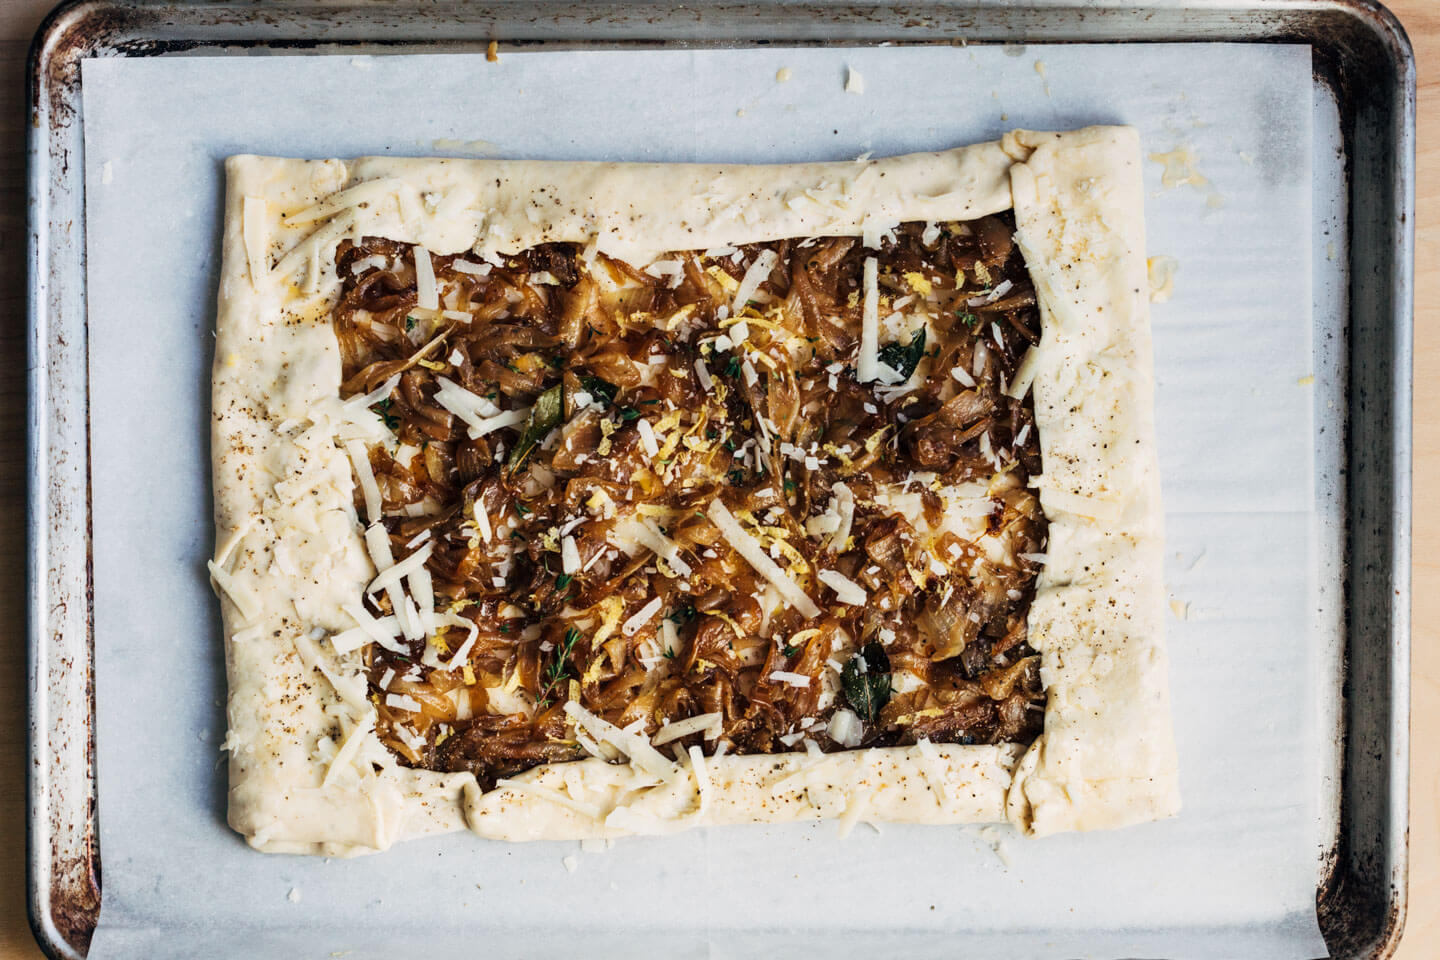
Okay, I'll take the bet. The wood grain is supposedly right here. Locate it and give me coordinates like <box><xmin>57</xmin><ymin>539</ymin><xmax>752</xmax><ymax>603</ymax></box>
<box><xmin>0</xmin><ymin>1</ymin><xmax>1431</xmax><ymax>956</ymax></box>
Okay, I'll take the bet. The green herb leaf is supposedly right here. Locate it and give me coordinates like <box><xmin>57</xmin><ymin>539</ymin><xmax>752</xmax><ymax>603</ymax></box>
<box><xmin>537</xmin><ymin>626</ymin><xmax>584</xmax><ymax>705</ymax></box>
<box><xmin>782</xmin><ymin>643</ymin><xmax>799</xmax><ymax>658</ymax></box>
<box><xmin>580</xmin><ymin>376</ymin><xmax>618</xmax><ymax>407</ymax></box>
<box><xmin>958</xmin><ymin>311</ymin><xmax>979</xmax><ymax>329</ymax></box>
<box><xmin>841</xmin><ymin>642</ymin><xmax>892</xmax><ymax>723</ymax></box>
<box><xmin>667</xmin><ymin>605</ymin><xmax>697</xmax><ymax>626</ymax></box>
<box><xmin>783</xmin><ymin>479</ymin><xmax>798</xmax><ymax>495</ymax></box>
<box><xmin>555</xmin><ymin>573</ymin><xmax>574</xmax><ymax>590</ymax></box>
<box><xmin>405</xmin><ymin>316</ymin><xmax>418</xmax><ymax>331</ymax></box>
<box><xmin>618</xmin><ymin>407</ymin><xmax>642</xmax><ymax>422</ymax></box>
<box><xmin>726</xmin><ymin>469</ymin><xmax>747</xmax><ymax>486</ymax></box>
<box><xmin>514</xmin><ymin>501</ymin><xmax>532</xmax><ymax>517</ymax></box>
<box><xmin>877</xmin><ymin>328</ymin><xmax>927</xmax><ymax>380</ymax></box>
<box><xmin>371</xmin><ymin>397</ymin><xmax>400</xmax><ymax>431</ymax></box>
<box><xmin>505</xmin><ymin>383</ymin><xmax>564</xmax><ymax>474</ymax></box>
<box><xmin>662</xmin><ymin>647</ymin><xmax>676</xmax><ymax>659</ymax></box>
<box><xmin>722</xmin><ymin>356</ymin><xmax>742</xmax><ymax>379</ymax></box>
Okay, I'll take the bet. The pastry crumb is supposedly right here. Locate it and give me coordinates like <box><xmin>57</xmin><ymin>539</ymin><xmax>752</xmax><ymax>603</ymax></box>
<box><xmin>287</xmin><ymin>887</ymin><xmax>301</xmax><ymax>903</ymax></box>
<box><xmin>977</xmin><ymin>825</ymin><xmax>1014</xmax><ymax>868</ymax></box>
<box><xmin>1147</xmin><ymin>255</ymin><xmax>1178</xmax><ymax>303</ymax></box>
<box><xmin>776</xmin><ymin>67</ymin><xmax>792</xmax><ymax>83</ymax></box>
<box><xmin>1297</xmin><ymin>374</ymin><xmax>1315</xmax><ymax>386</ymax></box>
<box><xmin>1168</xmin><ymin>598</ymin><xmax>1190</xmax><ymax>621</ymax></box>
<box><xmin>1148</xmin><ymin>145</ymin><xmax>1208</xmax><ymax>190</ymax></box>
<box><xmin>562</xmin><ymin>854</ymin><xmax>579</xmax><ymax>873</ymax></box>
<box><xmin>486</xmin><ymin>40</ymin><xmax>499</xmax><ymax>62</ymax></box>
<box><xmin>845</xmin><ymin>67</ymin><xmax>865</xmax><ymax>94</ymax></box>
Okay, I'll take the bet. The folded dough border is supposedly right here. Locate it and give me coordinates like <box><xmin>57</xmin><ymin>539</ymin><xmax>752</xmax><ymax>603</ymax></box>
<box><xmin>209</xmin><ymin>126</ymin><xmax>1178</xmax><ymax>855</ymax></box>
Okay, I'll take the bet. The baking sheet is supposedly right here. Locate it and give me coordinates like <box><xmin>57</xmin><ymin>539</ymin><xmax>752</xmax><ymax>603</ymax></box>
<box><xmin>81</xmin><ymin>44</ymin><xmax>1330</xmax><ymax>958</ymax></box>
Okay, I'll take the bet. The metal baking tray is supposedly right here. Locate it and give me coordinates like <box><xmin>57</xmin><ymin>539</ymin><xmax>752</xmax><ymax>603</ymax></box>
<box><xmin>26</xmin><ymin>1</ymin><xmax>1413</xmax><ymax>957</ymax></box>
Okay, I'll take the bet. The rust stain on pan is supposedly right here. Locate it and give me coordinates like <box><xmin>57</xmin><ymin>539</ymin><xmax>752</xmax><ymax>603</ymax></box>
<box><xmin>31</xmin><ymin>2</ymin><xmax>140</xmax><ymax>129</ymax></box>
<box><xmin>30</xmin><ymin>5</ymin><xmax>130</xmax><ymax>956</ymax></box>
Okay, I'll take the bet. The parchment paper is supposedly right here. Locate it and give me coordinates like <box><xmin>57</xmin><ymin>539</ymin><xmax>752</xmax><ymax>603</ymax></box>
<box><xmin>81</xmin><ymin>44</ymin><xmax>1332</xmax><ymax>959</ymax></box>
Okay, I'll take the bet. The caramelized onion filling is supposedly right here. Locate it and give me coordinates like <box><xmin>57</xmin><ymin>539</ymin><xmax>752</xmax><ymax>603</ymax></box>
<box><xmin>330</xmin><ymin>217</ymin><xmax>1048</xmax><ymax>787</ymax></box>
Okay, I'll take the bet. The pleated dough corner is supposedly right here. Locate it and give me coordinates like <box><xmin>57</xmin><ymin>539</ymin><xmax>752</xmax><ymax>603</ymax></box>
<box><xmin>208</xmin><ymin>126</ymin><xmax>1177</xmax><ymax>854</ymax></box>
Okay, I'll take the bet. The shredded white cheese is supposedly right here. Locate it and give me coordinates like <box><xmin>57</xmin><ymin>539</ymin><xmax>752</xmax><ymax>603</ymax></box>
<box><xmin>440</xmin><ymin>613</ymin><xmax>480</xmax><ymax>669</ymax></box>
<box><xmin>321</xmin><ymin>713</ymin><xmax>376</xmax><ymax>787</ymax></box>
<box><xmin>1005</xmin><ymin>345</ymin><xmax>1041</xmax><ymax>399</ymax></box>
<box><xmin>473</xmin><ymin>499</ymin><xmax>493</xmax><ymax>542</ymax></box>
<box><xmin>609</xmin><ymin>516</ymin><xmax>692</xmax><ymax>577</ymax></box>
<box><xmin>827</xmin><ymin>708</ymin><xmax>864</xmax><ymax>748</ymax></box>
<box><xmin>413</xmin><ymin>246</ymin><xmax>438</xmax><ymax>310</ymax></box>
<box><xmin>241</xmin><ymin>196</ymin><xmax>268</xmax><ymax>288</ymax></box>
<box><xmin>732</xmin><ymin>248</ymin><xmax>778</xmax><ymax>315</ymax></box>
<box><xmin>951</xmin><ymin>365</ymin><xmax>977</xmax><ymax>388</ymax></box>
<box><xmin>622</xmin><ymin>596</ymin><xmax>664</xmax><ymax>636</ymax></box>
<box><xmin>829</xmin><ymin>482</ymin><xmax>855</xmax><ymax>553</ymax></box>
<box><xmin>367</xmin><ymin>541</ymin><xmax>435</xmax><ymax>595</ymax></box>
<box><xmin>344</xmin><ymin>440</ymin><xmax>383</xmax><ymax>522</ymax></box>
<box><xmin>707</xmin><ymin>499</ymin><xmax>821</xmax><ymax>617</ymax></box>
<box><xmin>817</xmin><ymin>568</ymin><xmax>867</xmax><ymax>605</ymax></box>
<box><xmin>562</xmin><ymin>702</ymin><xmax>675</xmax><ymax>779</ymax></box>
<box><xmin>385</xmin><ymin>692</ymin><xmax>422</xmax><ymax>712</ymax></box>
<box><xmin>206</xmin><ymin>559</ymin><xmax>260</xmax><ymax>623</ymax></box>
<box><xmin>636</xmin><ymin>418</ymin><xmax>660</xmax><ymax>458</ymax></box>
<box><xmin>338</xmin><ymin>601</ymin><xmax>405</xmax><ymax>654</ymax></box>
<box><xmin>694</xmin><ymin>357</ymin><xmax>714</xmax><ymax>392</ymax></box>
<box><xmin>561</xmin><ymin>535</ymin><xmax>581</xmax><ymax>574</ymax></box>
<box><xmin>688</xmin><ymin>744</ymin><xmax>713</xmax><ymax>815</ymax></box>
<box><xmin>857</xmin><ymin>256</ymin><xmax>880</xmax><ymax>382</ymax></box>
<box><xmin>652</xmin><ymin>713</ymin><xmax>723</xmax><ymax>745</ymax></box>
<box><xmin>769</xmin><ymin>670</ymin><xmax>812</xmax><ymax>688</ymax></box>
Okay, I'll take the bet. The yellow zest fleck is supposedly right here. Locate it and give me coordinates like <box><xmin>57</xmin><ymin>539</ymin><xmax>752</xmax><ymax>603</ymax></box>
<box><xmin>823</xmin><ymin>442</ymin><xmax>855</xmax><ymax>469</ymax></box>
<box><xmin>706</xmin><ymin>611</ymin><xmax>746</xmax><ymax>639</ymax></box>
<box><xmin>582</xmin><ymin>654</ymin><xmax>606</xmax><ymax>685</ymax></box>
<box><xmin>664</xmin><ymin>303</ymin><xmax>697</xmax><ymax>330</ymax></box>
<box><xmin>590</xmin><ymin>596</ymin><xmax>626</xmax><ymax>649</ymax></box>
<box><xmin>894</xmin><ymin>708</ymin><xmax>946</xmax><ymax>725</ymax></box>
<box><xmin>706</xmin><ymin>265</ymin><xmax>739</xmax><ymax>292</ymax></box>
<box><xmin>786</xmin><ymin>628</ymin><xmax>823</xmax><ymax>649</ymax></box>
<box><xmin>904</xmin><ymin>271</ymin><xmax>933</xmax><ymax>297</ymax></box>
<box><xmin>462</xmin><ymin>664</ymin><xmax>477</xmax><ymax>685</ymax></box>
<box><xmin>416</xmin><ymin>358</ymin><xmax>446</xmax><ymax>371</ymax></box>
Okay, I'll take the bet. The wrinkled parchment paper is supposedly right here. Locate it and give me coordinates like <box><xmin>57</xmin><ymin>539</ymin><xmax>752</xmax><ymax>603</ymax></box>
<box><xmin>81</xmin><ymin>43</ymin><xmax>1332</xmax><ymax>959</ymax></box>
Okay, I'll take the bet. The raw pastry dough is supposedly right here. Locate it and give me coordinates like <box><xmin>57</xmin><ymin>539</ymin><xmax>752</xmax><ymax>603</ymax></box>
<box><xmin>210</xmin><ymin>126</ymin><xmax>1177</xmax><ymax>854</ymax></box>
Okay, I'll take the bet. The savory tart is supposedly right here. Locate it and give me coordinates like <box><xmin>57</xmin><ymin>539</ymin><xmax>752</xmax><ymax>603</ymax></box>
<box><xmin>210</xmin><ymin>127</ymin><xmax>1178</xmax><ymax>854</ymax></box>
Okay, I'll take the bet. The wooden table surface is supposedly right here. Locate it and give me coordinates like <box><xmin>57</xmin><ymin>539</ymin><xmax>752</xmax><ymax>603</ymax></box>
<box><xmin>0</xmin><ymin>1</ymin><xmax>1434</xmax><ymax>956</ymax></box>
